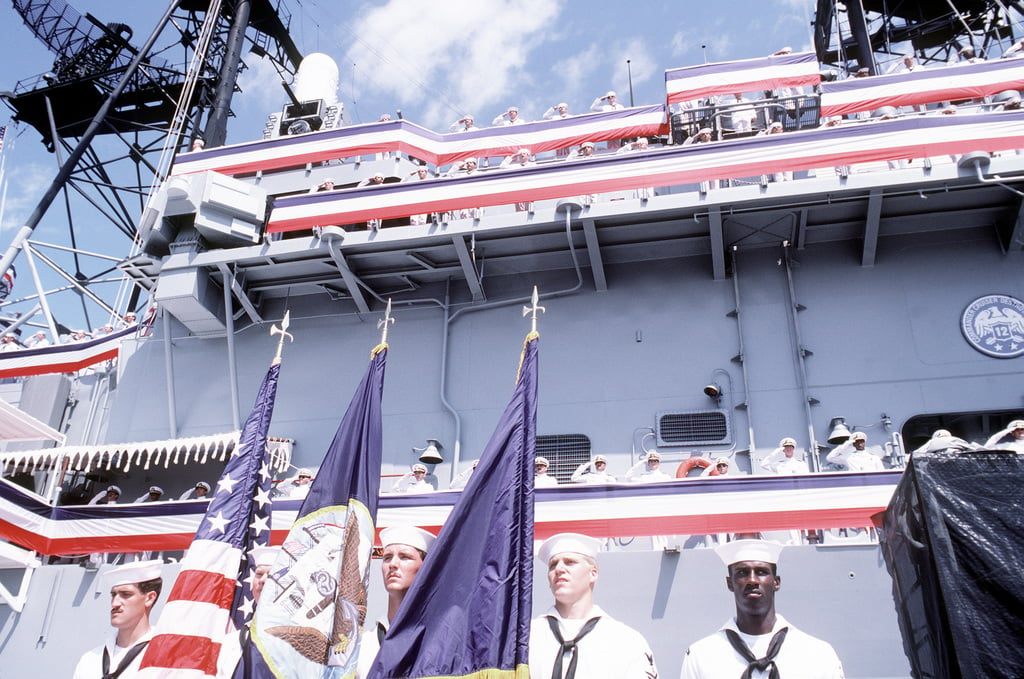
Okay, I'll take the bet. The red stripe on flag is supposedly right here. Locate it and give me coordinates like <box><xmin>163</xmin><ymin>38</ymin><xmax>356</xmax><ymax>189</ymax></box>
<box><xmin>167</xmin><ymin>568</ymin><xmax>238</xmax><ymax>608</ymax></box>
<box><xmin>139</xmin><ymin>633</ymin><xmax>222</xmax><ymax>674</ymax></box>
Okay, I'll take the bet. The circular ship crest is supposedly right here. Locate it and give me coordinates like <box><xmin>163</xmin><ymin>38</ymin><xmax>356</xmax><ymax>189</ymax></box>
<box><xmin>961</xmin><ymin>294</ymin><xmax>1024</xmax><ymax>358</ymax></box>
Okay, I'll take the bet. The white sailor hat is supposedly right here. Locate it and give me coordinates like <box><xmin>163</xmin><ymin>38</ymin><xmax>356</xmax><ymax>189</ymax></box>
<box><xmin>297</xmin><ymin>468</ymin><xmax>313</xmax><ymax>478</ymax></box>
<box><xmin>932</xmin><ymin>429</ymin><xmax>951</xmax><ymax>439</ymax></box>
<box><xmin>380</xmin><ymin>525</ymin><xmax>437</xmax><ymax>554</ymax></box>
<box><xmin>714</xmin><ymin>457</ymin><xmax>730</xmax><ymax>466</ymax></box>
<box><xmin>580</xmin><ymin>141</ymin><xmax>595</xmax><ymax>149</ymax></box>
<box><xmin>103</xmin><ymin>559</ymin><xmax>163</xmax><ymax>588</ymax></box>
<box><xmin>251</xmin><ymin>545</ymin><xmax>280</xmax><ymax>568</ymax></box>
<box><xmin>148</xmin><ymin>485</ymin><xmax>163</xmax><ymax>495</ymax></box>
<box><xmin>594</xmin><ymin>455</ymin><xmax>607</xmax><ymax>463</ymax></box>
<box><xmin>851</xmin><ymin>431</ymin><xmax>867</xmax><ymax>442</ymax></box>
<box><xmin>646</xmin><ymin>451</ymin><xmax>661</xmax><ymax>461</ymax></box>
<box><xmin>196</xmin><ymin>481</ymin><xmax>211</xmax><ymax>491</ymax></box>
<box><xmin>535</xmin><ymin>457</ymin><xmax>550</xmax><ymax>467</ymax></box>
<box><xmin>537</xmin><ymin>533</ymin><xmax>601</xmax><ymax>564</ymax></box>
<box><xmin>557</xmin><ymin>102</ymin><xmax>568</xmax><ymax>108</ymax></box>
<box><xmin>780</xmin><ymin>437</ymin><xmax>797</xmax><ymax>447</ymax></box>
<box><xmin>412</xmin><ymin>463</ymin><xmax>427</xmax><ymax>473</ymax></box>
<box><xmin>1010</xmin><ymin>420</ymin><xmax>1024</xmax><ymax>431</ymax></box>
<box><xmin>715</xmin><ymin>539</ymin><xmax>784</xmax><ymax>567</ymax></box>
<box><xmin>508</xmin><ymin>106</ymin><xmax>519</xmax><ymax>113</ymax></box>
<box><xmin>106</xmin><ymin>485</ymin><xmax>121</xmax><ymax>495</ymax></box>
<box><xmin>606</xmin><ymin>90</ymin><xmax>617</xmax><ymax>98</ymax></box>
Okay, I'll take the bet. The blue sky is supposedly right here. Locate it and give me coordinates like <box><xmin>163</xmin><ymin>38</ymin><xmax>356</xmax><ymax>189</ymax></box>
<box><xmin>0</xmin><ymin>0</ymin><xmax>813</xmax><ymax>326</ymax></box>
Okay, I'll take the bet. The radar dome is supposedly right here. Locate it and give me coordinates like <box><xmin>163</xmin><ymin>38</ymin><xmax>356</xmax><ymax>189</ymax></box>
<box><xmin>294</xmin><ymin>53</ymin><xmax>339</xmax><ymax>107</ymax></box>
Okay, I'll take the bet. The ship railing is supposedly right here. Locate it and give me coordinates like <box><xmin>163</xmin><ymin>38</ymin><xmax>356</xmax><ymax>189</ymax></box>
<box><xmin>264</xmin><ymin>109</ymin><xmax>1024</xmax><ymax>235</ymax></box>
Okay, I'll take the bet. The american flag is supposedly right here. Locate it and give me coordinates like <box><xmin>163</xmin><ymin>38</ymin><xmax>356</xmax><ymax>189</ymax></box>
<box><xmin>138</xmin><ymin>360</ymin><xmax>281</xmax><ymax>678</ymax></box>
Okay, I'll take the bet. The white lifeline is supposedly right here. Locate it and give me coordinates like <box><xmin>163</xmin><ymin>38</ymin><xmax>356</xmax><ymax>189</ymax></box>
<box><xmin>529</xmin><ymin>605</ymin><xmax>658</xmax><ymax>678</ymax></box>
<box><xmin>679</xmin><ymin>614</ymin><xmax>844</xmax><ymax>679</ymax></box>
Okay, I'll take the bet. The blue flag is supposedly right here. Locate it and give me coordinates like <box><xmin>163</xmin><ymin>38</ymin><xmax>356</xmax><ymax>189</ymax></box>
<box><xmin>369</xmin><ymin>332</ymin><xmax>538</xmax><ymax>679</ymax></box>
<box><xmin>246</xmin><ymin>344</ymin><xmax>388</xmax><ymax>679</ymax></box>
<box><xmin>139</xmin><ymin>360</ymin><xmax>280</xmax><ymax>678</ymax></box>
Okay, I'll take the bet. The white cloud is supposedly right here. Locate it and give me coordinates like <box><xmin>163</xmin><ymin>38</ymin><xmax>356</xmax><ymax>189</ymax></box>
<box><xmin>339</xmin><ymin>0</ymin><xmax>565</xmax><ymax>127</ymax></box>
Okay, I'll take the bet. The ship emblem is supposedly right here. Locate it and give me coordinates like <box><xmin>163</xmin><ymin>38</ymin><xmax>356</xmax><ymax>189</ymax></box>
<box><xmin>961</xmin><ymin>294</ymin><xmax>1024</xmax><ymax>358</ymax></box>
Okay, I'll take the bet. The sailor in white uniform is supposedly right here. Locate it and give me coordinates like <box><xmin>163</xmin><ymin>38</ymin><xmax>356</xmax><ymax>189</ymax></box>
<box><xmin>570</xmin><ymin>455</ymin><xmax>617</xmax><ymax>484</ymax></box>
<box><xmin>760</xmin><ymin>438</ymin><xmax>810</xmax><ymax>475</ymax></box>
<box><xmin>529</xmin><ymin>533</ymin><xmax>659</xmax><ymax>678</ymax></box>
<box><xmin>72</xmin><ymin>559</ymin><xmax>163</xmax><ymax>679</ymax></box>
<box><xmin>984</xmin><ymin>419</ymin><xmax>1024</xmax><ymax>453</ymax></box>
<box><xmin>626</xmin><ymin>451</ymin><xmax>672</xmax><ymax>482</ymax></box>
<box><xmin>391</xmin><ymin>463</ymin><xmax>435</xmax><ymax>494</ymax></box>
<box><xmin>357</xmin><ymin>525</ymin><xmax>436</xmax><ymax>678</ymax></box>
<box><xmin>826</xmin><ymin>432</ymin><xmax>884</xmax><ymax>471</ymax></box>
<box><xmin>534</xmin><ymin>457</ymin><xmax>560</xmax><ymax>487</ymax></box>
<box><xmin>679</xmin><ymin>540</ymin><xmax>844</xmax><ymax>679</ymax></box>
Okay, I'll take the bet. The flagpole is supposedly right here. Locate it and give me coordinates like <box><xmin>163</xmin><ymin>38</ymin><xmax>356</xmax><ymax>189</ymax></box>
<box><xmin>270</xmin><ymin>310</ymin><xmax>293</xmax><ymax>365</ymax></box>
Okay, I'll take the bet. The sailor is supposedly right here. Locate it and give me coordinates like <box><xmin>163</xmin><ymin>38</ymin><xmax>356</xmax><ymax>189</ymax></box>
<box><xmin>357</xmin><ymin>525</ymin><xmax>437</xmax><ymax>678</ymax></box>
<box><xmin>535</xmin><ymin>457</ymin><xmax>560</xmax><ymax>487</ymax></box>
<box><xmin>702</xmin><ymin>457</ymin><xmax>733</xmax><ymax>477</ymax></box>
<box><xmin>309</xmin><ymin>177</ymin><xmax>335</xmax><ymax>193</ymax></box>
<box><xmin>913</xmin><ymin>428</ymin><xmax>976</xmax><ymax>454</ymax></box>
<box><xmin>529</xmin><ymin>533</ymin><xmax>659</xmax><ymax>678</ymax></box>
<box><xmin>449</xmin><ymin>459</ymin><xmax>479</xmax><ymax>490</ymax></box>
<box><xmin>448</xmin><ymin>114</ymin><xmax>478</xmax><ymax>132</ymax></box>
<box><xmin>499</xmin><ymin>147</ymin><xmax>534</xmax><ymax>169</ymax></box>
<box><xmin>215</xmin><ymin>545</ymin><xmax>282</xmax><ymax>678</ymax></box>
<box><xmin>90</xmin><ymin>484</ymin><xmax>122</xmax><ymax>505</ymax></box>
<box><xmin>492</xmin><ymin>106</ymin><xmax>523</xmax><ymax>126</ymax></box>
<box><xmin>178</xmin><ymin>481</ymin><xmax>211</xmax><ymax>500</ymax></box>
<box><xmin>133</xmin><ymin>486</ymin><xmax>164</xmax><ymax>503</ymax></box>
<box><xmin>626</xmin><ymin>451</ymin><xmax>672</xmax><ymax>483</ymax></box>
<box><xmin>590</xmin><ymin>90</ymin><xmax>624</xmax><ymax>113</ymax></box>
<box><xmin>570</xmin><ymin>455</ymin><xmax>617</xmax><ymax>484</ymax></box>
<box><xmin>983</xmin><ymin>419</ymin><xmax>1024</xmax><ymax>453</ymax></box>
<box><xmin>542</xmin><ymin>102</ymin><xmax>571</xmax><ymax>120</ymax></box>
<box><xmin>25</xmin><ymin>330</ymin><xmax>50</xmax><ymax>348</ymax></box>
<box><xmin>287</xmin><ymin>468</ymin><xmax>314</xmax><ymax>499</ymax></box>
<box><xmin>567</xmin><ymin>141</ymin><xmax>596</xmax><ymax>160</ymax></box>
<box><xmin>679</xmin><ymin>539</ymin><xmax>844</xmax><ymax>678</ymax></box>
<box><xmin>826</xmin><ymin>432</ymin><xmax>884</xmax><ymax>471</ymax></box>
<box><xmin>72</xmin><ymin>559</ymin><xmax>164</xmax><ymax>679</ymax></box>
<box><xmin>391</xmin><ymin>463</ymin><xmax>435</xmax><ymax>494</ymax></box>
<box><xmin>0</xmin><ymin>334</ymin><xmax>20</xmax><ymax>351</ymax></box>
<box><xmin>760</xmin><ymin>438</ymin><xmax>810</xmax><ymax>475</ymax></box>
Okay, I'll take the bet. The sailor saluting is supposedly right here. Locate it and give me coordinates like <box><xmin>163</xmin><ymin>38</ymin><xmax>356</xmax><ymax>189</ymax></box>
<box><xmin>679</xmin><ymin>540</ymin><xmax>844</xmax><ymax>678</ymax></box>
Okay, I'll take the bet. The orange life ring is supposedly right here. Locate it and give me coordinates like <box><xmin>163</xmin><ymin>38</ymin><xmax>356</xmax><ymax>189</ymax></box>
<box><xmin>675</xmin><ymin>456</ymin><xmax>712</xmax><ymax>478</ymax></box>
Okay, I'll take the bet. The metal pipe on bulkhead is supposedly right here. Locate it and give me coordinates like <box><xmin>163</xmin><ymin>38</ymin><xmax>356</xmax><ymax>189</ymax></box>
<box><xmin>729</xmin><ymin>247</ymin><xmax>757</xmax><ymax>454</ymax></box>
<box><xmin>223</xmin><ymin>269</ymin><xmax>240</xmax><ymax>430</ymax></box>
<box><xmin>780</xmin><ymin>241</ymin><xmax>820</xmax><ymax>472</ymax></box>
<box><xmin>162</xmin><ymin>308</ymin><xmax>177</xmax><ymax>438</ymax></box>
<box><xmin>443</xmin><ymin>203</ymin><xmax>585</xmax><ymax>483</ymax></box>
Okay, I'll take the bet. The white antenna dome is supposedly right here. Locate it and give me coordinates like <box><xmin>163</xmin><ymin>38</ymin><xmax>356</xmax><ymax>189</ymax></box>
<box><xmin>294</xmin><ymin>53</ymin><xmax>339</xmax><ymax>107</ymax></box>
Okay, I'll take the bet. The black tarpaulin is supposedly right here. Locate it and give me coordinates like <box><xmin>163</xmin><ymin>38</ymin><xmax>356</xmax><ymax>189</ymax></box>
<box><xmin>878</xmin><ymin>451</ymin><xmax>1024</xmax><ymax>679</ymax></box>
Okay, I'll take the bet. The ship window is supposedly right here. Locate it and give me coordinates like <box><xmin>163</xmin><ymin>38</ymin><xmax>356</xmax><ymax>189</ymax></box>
<box><xmin>657</xmin><ymin>410</ymin><xmax>731</xmax><ymax>446</ymax></box>
<box><xmin>536</xmin><ymin>434</ymin><xmax>591</xmax><ymax>483</ymax></box>
<box><xmin>902</xmin><ymin>408</ymin><xmax>1024</xmax><ymax>452</ymax></box>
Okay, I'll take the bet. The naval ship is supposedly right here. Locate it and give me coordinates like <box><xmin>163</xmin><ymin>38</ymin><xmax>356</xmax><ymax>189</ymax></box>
<box><xmin>0</xmin><ymin>1</ymin><xmax>1022</xmax><ymax>676</ymax></box>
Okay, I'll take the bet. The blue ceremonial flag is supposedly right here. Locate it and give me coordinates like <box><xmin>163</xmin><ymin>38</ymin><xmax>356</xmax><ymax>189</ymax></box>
<box><xmin>369</xmin><ymin>332</ymin><xmax>538</xmax><ymax>679</ymax></box>
<box><xmin>246</xmin><ymin>344</ymin><xmax>388</xmax><ymax>679</ymax></box>
<box><xmin>139</xmin><ymin>360</ymin><xmax>280</xmax><ymax>678</ymax></box>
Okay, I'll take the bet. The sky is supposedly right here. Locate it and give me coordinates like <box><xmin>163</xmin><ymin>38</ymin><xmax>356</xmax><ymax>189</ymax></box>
<box><xmin>0</xmin><ymin>0</ymin><xmax>815</xmax><ymax>328</ymax></box>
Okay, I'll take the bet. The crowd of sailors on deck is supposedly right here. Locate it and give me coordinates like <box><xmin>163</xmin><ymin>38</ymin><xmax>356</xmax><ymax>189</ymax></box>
<box><xmin>298</xmin><ymin>44</ymin><xmax>1024</xmax><ymax>232</ymax></box>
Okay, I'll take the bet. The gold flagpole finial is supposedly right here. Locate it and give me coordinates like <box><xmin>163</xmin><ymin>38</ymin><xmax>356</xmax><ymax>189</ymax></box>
<box><xmin>378</xmin><ymin>298</ymin><xmax>395</xmax><ymax>345</ymax></box>
<box><xmin>522</xmin><ymin>286</ymin><xmax>545</xmax><ymax>334</ymax></box>
<box><xmin>270</xmin><ymin>310</ymin><xmax>293</xmax><ymax>365</ymax></box>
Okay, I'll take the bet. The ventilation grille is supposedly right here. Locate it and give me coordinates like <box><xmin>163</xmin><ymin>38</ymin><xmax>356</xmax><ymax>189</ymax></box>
<box><xmin>536</xmin><ymin>434</ymin><xmax>592</xmax><ymax>483</ymax></box>
<box><xmin>657</xmin><ymin>410</ymin><xmax>731</xmax><ymax>446</ymax></box>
